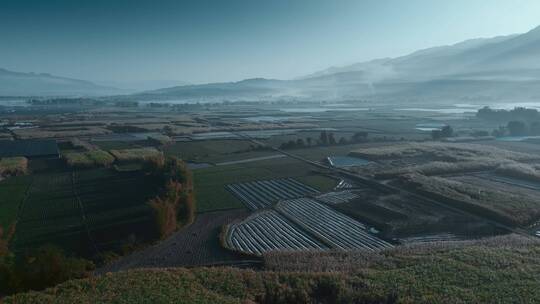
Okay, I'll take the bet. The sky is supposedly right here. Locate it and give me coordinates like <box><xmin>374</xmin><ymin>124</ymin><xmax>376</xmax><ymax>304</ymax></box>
<box><xmin>1</xmin><ymin>0</ymin><xmax>540</xmax><ymax>86</ymax></box>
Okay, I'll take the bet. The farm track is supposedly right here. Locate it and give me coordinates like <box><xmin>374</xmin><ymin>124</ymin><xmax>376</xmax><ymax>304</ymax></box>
<box><xmin>97</xmin><ymin>209</ymin><xmax>252</xmax><ymax>274</ymax></box>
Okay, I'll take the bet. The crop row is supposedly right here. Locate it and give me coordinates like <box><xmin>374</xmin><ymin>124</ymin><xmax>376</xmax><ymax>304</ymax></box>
<box><xmin>315</xmin><ymin>191</ymin><xmax>358</xmax><ymax>205</ymax></box>
<box><xmin>225</xmin><ymin>210</ymin><xmax>327</xmax><ymax>255</ymax></box>
<box><xmin>276</xmin><ymin>198</ymin><xmax>393</xmax><ymax>251</ymax></box>
<box><xmin>226</xmin><ymin>178</ymin><xmax>319</xmax><ymax>210</ymax></box>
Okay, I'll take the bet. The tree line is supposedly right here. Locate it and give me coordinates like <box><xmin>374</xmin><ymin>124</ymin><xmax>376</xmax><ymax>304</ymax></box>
<box><xmin>279</xmin><ymin>131</ymin><xmax>369</xmax><ymax>150</ymax></box>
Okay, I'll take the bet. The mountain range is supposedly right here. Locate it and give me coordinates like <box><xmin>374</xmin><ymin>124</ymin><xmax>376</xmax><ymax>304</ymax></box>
<box><xmin>0</xmin><ymin>68</ymin><xmax>121</xmax><ymax>97</ymax></box>
<box><xmin>2</xmin><ymin>25</ymin><xmax>540</xmax><ymax>102</ymax></box>
<box><xmin>139</xmin><ymin>25</ymin><xmax>540</xmax><ymax>103</ymax></box>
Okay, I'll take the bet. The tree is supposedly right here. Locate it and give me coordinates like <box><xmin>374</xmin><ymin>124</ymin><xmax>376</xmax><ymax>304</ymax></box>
<box><xmin>328</xmin><ymin>132</ymin><xmax>336</xmax><ymax>145</ymax></box>
<box><xmin>338</xmin><ymin>137</ymin><xmax>348</xmax><ymax>145</ymax></box>
<box><xmin>296</xmin><ymin>138</ymin><xmax>305</xmax><ymax>147</ymax></box>
<box><xmin>319</xmin><ymin>131</ymin><xmax>328</xmax><ymax>145</ymax></box>
<box><xmin>352</xmin><ymin>132</ymin><xmax>368</xmax><ymax>142</ymax></box>
<box><xmin>306</xmin><ymin>137</ymin><xmax>313</xmax><ymax>146</ymax></box>
<box><xmin>441</xmin><ymin>125</ymin><xmax>453</xmax><ymax>138</ymax></box>
<box><xmin>507</xmin><ymin>121</ymin><xmax>527</xmax><ymax>136</ymax></box>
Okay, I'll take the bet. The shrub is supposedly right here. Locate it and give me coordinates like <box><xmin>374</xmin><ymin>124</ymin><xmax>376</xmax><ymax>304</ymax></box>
<box><xmin>0</xmin><ymin>157</ymin><xmax>28</xmax><ymax>177</ymax></box>
<box><xmin>0</xmin><ymin>245</ymin><xmax>93</xmax><ymax>295</ymax></box>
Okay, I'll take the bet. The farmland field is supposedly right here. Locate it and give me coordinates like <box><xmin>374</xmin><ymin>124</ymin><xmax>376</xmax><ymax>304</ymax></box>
<box><xmin>75</xmin><ymin>168</ymin><xmax>161</xmax><ymax>252</ymax></box>
<box><xmin>276</xmin><ymin>198</ymin><xmax>393</xmax><ymax>250</ymax></box>
<box><xmin>13</xmin><ymin>171</ymin><xmax>86</xmax><ymax>254</ymax></box>
<box><xmin>314</xmin><ymin>190</ymin><xmax>359</xmax><ymax>205</ymax></box>
<box><xmin>226</xmin><ymin>178</ymin><xmax>319</xmax><ymax>210</ymax></box>
<box><xmin>0</xmin><ymin>176</ymin><xmax>32</xmax><ymax>231</ymax></box>
<box><xmin>12</xmin><ymin>167</ymin><xmax>161</xmax><ymax>256</ymax></box>
<box><xmin>163</xmin><ymin>139</ymin><xmax>265</xmax><ymax>163</ymax></box>
<box><xmin>99</xmin><ymin>209</ymin><xmax>250</xmax><ymax>272</ymax></box>
<box><xmin>193</xmin><ymin>156</ymin><xmax>336</xmax><ymax>213</ymax></box>
<box><xmin>224</xmin><ymin>210</ymin><xmax>328</xmax><ymax>255</ymax></box>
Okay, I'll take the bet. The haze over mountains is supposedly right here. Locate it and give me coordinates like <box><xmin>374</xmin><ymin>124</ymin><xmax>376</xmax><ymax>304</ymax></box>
<box><xmin>140</xmin><ymin>25</ymin><xmax>540</xmax><ymax>104</ymax></box>
<box><xmin>2</xmin><ymin>25</ymin><xmax>540</xmax><ymax>103</ymax></box>
<box><xmin>0</xmin><ymin>68</ymin><xmax>121</xmax><ymax>97</ymax></box>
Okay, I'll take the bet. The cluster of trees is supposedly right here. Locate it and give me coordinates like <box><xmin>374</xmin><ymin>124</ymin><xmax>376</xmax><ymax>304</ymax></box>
<box><xmin>279</xmin><ymin>131</ymin><xmax>369</xmax><ymax>150</ymax></box>
<box><xmin>146</xmin><ymin>157</ymin><xmax>196</xmax><ymax>239</ymax></box>
<box><xmin>431</xmin><ymin>125</ymin><xmax>453</xmax><ymax>140</ymax></box>
<box><xmin>27</xmin><ymin>98</ymin><xmax>105</xmax><ymax>106</ymax></box>
<box><xmin>0</xmin><ymin>234</ymin><xmax>92</xmax><ymax>295</ymax></box>
<box><xmin>477</xmin><ymin>106</ymin><xmax>540</xmax><ymax>122</ymax></box>
<box><xmin>114</xmin><ymin>101</ymin><xmax>139</xmax><ymax>107</ymax></box>
<box><xmin>491</xmin><ymin>120</ymin><xmax>540</xmax><ymax>137</ymax></box>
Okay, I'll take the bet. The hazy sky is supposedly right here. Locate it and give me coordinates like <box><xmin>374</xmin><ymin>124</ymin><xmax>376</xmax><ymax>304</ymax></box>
<box><xmin>1</xmin><ymin>0</ymin><xmax>540</xmax><ymax>84</ymax></box>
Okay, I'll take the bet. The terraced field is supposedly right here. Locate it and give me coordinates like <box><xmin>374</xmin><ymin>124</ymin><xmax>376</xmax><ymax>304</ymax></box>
<box><xmin>226</xmin><ymin>178</ymin><xmax>319</xmax><ymax>210</ymax></box>
<box><xmin>276</xmin><ymin>198</ymin><xmax>393</xmax><ymax>251</ymax></box>
<box><xmin>224</xmin><ymin>210</ymin><xmax>327</xmax><ymax>255</ymax></box>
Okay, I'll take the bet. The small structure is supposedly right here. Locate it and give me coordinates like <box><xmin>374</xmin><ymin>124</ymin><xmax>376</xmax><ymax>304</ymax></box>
<box><xmin>0</xmin><ymin>139</ymin><xmax>59</xmax><ymax>159</ymax></box>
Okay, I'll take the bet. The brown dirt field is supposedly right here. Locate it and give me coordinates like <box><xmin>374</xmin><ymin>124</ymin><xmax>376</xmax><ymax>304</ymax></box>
<box><xmin>97</xmin><ymin>209</ymin><xmax>251</xmax><ymax>273</ymax></box>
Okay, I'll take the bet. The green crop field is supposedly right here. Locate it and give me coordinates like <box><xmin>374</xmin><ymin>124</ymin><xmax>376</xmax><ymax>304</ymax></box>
<box><xmin>13</xmin><ymin>171</ymin><xmax>85</xmax><ymax>254</ymax></box>
<box><xmin>163</xmin><ymin>140</ymin><xmax>260</xmax><ymax>163</ymax></box>
<box><xmin>12</xmin><ymin>166</ymin><xmax>160</xmax><ymax>256</ymax></box>
<box><xmin>194</xmin><ymin>157</ymin><xmax>336</xmax><ymax>212</ymax></box>
<box><xmin>76</xmin><ymin>168</ymin><xmax>160</xmax><ymax>252</ymax></box>
<box><xmin>0</xmin><ymin>176</ymin><xmax>32</xmax><ymax>232</ymax></box>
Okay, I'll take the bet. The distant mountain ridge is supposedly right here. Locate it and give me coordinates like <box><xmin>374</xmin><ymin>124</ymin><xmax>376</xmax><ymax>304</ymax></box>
<box><xmin>140</xmin><ymin>25</ymin><xmax>540</xmax><ymax>103</ymax></box>
<box><xmin>0</xmin><ymin>68</ymin><xmax>120</xmax><ymax>97</ymax></box>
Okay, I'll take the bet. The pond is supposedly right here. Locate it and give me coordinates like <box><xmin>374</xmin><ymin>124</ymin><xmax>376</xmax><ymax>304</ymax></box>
<box><xmin>327</xmin><ymin>156</ymin><xmax>371</xmax><ymax>168</ymax></box>
<box><xmin>415</xmin><ymin>123</ymin><xmax>447</xmax><ymax>132</ymax></box>
<box><xmin>279</xmin><ymin>107</ymin><xmax>369</xmax><ymax>113</ymax></box>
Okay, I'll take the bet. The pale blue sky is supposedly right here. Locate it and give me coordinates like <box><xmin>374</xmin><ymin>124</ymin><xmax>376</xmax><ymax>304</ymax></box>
<box><xmin>1</xmin><ymin>0</ymin><xmax>540</xmax><ymax>84</ymax></box>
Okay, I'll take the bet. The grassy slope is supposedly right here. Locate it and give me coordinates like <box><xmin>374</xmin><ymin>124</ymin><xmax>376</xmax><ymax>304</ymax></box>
<box><xmin>7</xmin><ymin>235</ymin><xmax>540</xmax><ymax>303</ymax></box>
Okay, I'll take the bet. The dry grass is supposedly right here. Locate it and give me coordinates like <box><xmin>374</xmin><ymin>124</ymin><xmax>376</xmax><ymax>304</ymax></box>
<box><xmin>350</xmin><ymin>142</ymin><xmax>539</xmax><ymax>162</ymax></box>
<box><xmin>264</xmin><ymin>234</ymin><xmax>538</xmax><ymax>272</ymax></box>
<box><xmin>64</xmin><ymin>150</ymin><xmax>115</xmax><ymax>168</ymax></box>
<box><xmin>495</xmin><ymin>162</ymin><xmax>540</xmax><ymax>182</ymax></box>
<box><xmin>375</xmin><ymin>158</ymin><xmax>509</xmax><ymax>178</ymax></box>
<box><xmin>399</xmin><ymin>173</ymin><xmax>540</xmax><ymax>226</ymax></box>
<box><xmin>0</xmin><ymin>157</ymin><xmax>28</xmax><ymax>177</ymax></box>
<box><xmin>110</xmin><ymin>147</ymin><xmax>164</xmax><ymax>163</ymax></box>
<box><xmin>7</xmin><ymin>234</ymin><xmax>540</xmax><ymax>303</ymax></box>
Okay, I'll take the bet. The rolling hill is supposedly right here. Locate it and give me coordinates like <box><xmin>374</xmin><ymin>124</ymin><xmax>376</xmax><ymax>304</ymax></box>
<box><xmin>0</xmin><ymin>68</ymin><xmax>120</xmax><ymax>97</ymax></box>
